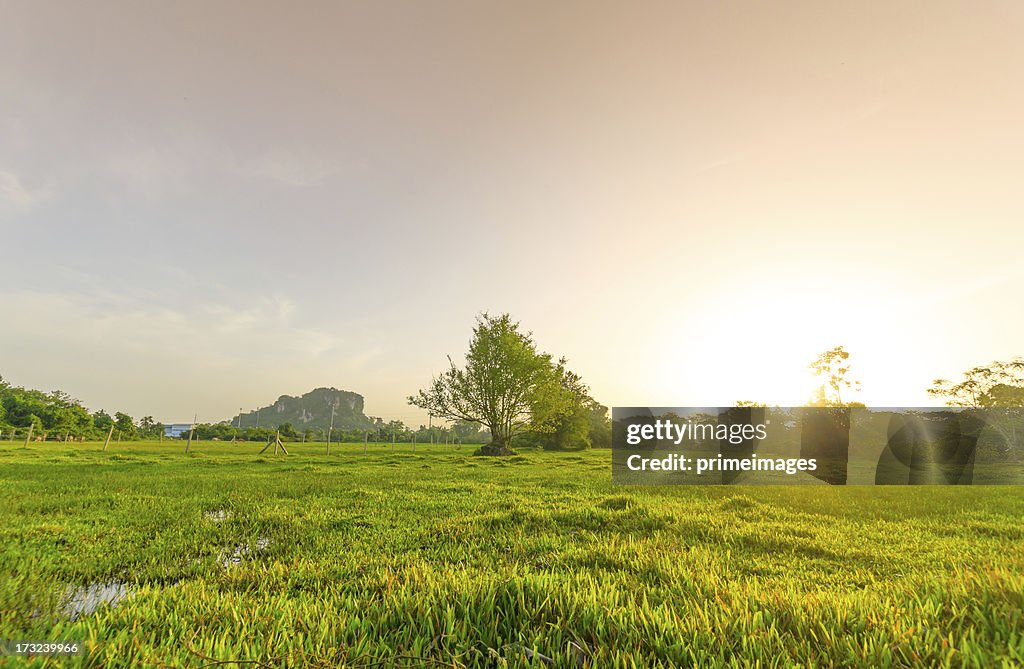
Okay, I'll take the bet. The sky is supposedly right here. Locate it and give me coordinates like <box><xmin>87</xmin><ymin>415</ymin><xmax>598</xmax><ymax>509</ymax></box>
<box><xmin>2</xmin><ymin>1</ymin><xmax>1023</xmax><ymax>425</ymax></box>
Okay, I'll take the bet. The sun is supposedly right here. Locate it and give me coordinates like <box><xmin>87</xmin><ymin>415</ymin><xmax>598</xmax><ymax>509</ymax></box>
<box><xmin>646</xmin><ymin>270</ymin><xmax>918</xmax><ymax>407</ymax></box>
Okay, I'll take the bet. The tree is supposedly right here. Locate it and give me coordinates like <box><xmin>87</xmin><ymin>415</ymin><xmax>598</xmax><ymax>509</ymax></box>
<box><xmin>383</xmin><ymin>420</ymin><xmax>412</xmax><ymax>442</ymax></box>
<box><xmin>2</xmin><ymin>387</ymin><xmax>51</xmax><ymax>428</ymax></box>
<box><xmin>451</xmin><ymin>420</ymin><xmax>487</xmax><ymax>444</ymax></box>
<box><xmin>49</xmin><ymin>398</ymin><xmax>93</xmax><ymax>436</ymax></box>
<box><xmin>928</xmin><ymin>358</ymin><xmax>1024</xmax><ymax>408</ymax></box>
<box><xmin>808</xmin><ymin>346</ymin><xmax>861</xmax><ymax>407</ymax></box>
<box><xmin>928</xmin><ymin>357</ymin><xmax>1024</xmax><ymax>461</ymax></box>
<box><xmin>517</xmin><ymin>361</ymin><xmax>598</xmax><ymax>451</ymax></box>
<box><xmin>92</xmin><ymin>409</ymin><xmax>114</xmax><ymax>431</ymax></box>
<box><xmin>114</xmin><ymin>411</ymin><xmax>136</xmax><ymax>438</ymax></box>
<box><xmin>588</xmin><ymin>400</ymin><xmax>612</xmax><ymax>449</ymax></box>
<box><xmin>408</xmin><ymin>313</ymin><xmax>567</xmax><ymax>455</ymax></box>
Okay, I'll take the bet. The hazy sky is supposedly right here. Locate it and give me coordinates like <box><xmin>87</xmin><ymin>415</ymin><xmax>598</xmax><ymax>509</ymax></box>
<box><xmin>2</xmin><ymin>1</ymin><xmax>1023</xmax><ymax>424</ymax></box>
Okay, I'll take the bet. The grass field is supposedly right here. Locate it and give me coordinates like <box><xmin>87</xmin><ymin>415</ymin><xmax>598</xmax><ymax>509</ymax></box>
<box><xmin>1</xmin><ymin>441</ymin><xmax>1022</xmax><ymax>668</ymax></box>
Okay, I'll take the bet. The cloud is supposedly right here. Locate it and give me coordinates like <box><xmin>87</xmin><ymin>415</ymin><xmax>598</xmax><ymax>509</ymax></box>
<box><xmin>0</xmin><ymin>288</ymin><xmax>343</xmax><ymax>365</ymax></box>
<box><xmin>690</xmin><ymin>152</ymin><xmax>747</xmax><ymax>175</ymax></box>
<box><xmin>100</xmin><ymin>140</ymin><xmax>345</xmax><ymax>196</ymax></box>
<box><xmin>237</xmin><ymin>152</ymin><xmax>344</xmax><ymax>187</ymax></box>
<box><xmin>0</xmin><ymin>170</ymin><xmax>48</xmax><ymax>213</ymax></box>
<box><xmin>918</xmin><ymin>266</ymin><xmax>1023</xmax><ymax>309</ymax></box>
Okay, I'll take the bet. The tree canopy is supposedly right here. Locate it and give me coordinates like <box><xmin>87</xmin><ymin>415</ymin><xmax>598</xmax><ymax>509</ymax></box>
<box><xmin>928</xmin><ymin>358</ymin><xmax>1024</xmax><ymax>408</ymax></box>
<box><xmin>0</xmin><ymin>375</ymin><xmax>130</xmax><ymax>438</ymax></box>
<box><xmin>408</xmin><ymin>313</ymin><xmax>594</xmax><ymax>455</ymax></box>
<box><xmin>808</xmin><ymin>346</ymin><xmax>862</xmax><ymax>407</ymax></box>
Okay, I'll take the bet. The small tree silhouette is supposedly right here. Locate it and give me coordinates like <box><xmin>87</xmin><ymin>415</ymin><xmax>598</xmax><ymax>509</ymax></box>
<box><xmin>809</xmin><ymin>346</ymin><xmax>861</xmax><ymax>407</ymax></box>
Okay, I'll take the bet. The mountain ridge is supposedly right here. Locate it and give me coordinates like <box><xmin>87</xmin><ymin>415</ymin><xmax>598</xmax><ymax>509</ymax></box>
<box><xmin>230</xmin><ymin>387</ymin><xmax>380</xmax><ymax>431</ymax></box>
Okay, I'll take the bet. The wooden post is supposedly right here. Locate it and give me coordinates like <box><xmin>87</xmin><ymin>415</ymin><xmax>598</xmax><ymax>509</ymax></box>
<box><xmin>327</xmin><ymin>406</ymin><xmax>335</xmax><ymax>456</ymax></box>
<box><xmin>259</xmin><ymin>431</ymin><xmax>287</xmax><ymax>456</ymax></box>
<box><xmin>102</xmin><ymin>425</ymin><xmax>113</xmax><ymax>451</ymax></box>
<box><xmin>24</xmin><ymin>423</ymin><xmax>34</xmax><ymax>448</ymax></box>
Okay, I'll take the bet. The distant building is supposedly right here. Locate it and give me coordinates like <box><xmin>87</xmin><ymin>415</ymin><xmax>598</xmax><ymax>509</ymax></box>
<box><xmin>163</xmin><ymin>423</ymin><xmax>192</xmax><ymax>438</ymax></box>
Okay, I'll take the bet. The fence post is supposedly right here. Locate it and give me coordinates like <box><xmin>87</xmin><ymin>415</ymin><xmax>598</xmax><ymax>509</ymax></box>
<box><xmin>102</xmin><ymin>425</ymin><xmax>114</xmax><ymax>451</ymax></box>
<box><xmin>24</xmin><ymin>424</ymin><xmax>34</xmax><ymax>448</ymax></box>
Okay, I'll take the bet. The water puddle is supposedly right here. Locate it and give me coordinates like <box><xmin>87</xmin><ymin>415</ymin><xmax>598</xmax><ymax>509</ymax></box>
<box><xmin>220</xmin><ymin>537</ymin><xmax>272</xmax><ymax>567</ymax></box>
<box><xmin>61</xmin><ymin>580</ymin><xmax>134</xmax><ymax>620</ymax></box>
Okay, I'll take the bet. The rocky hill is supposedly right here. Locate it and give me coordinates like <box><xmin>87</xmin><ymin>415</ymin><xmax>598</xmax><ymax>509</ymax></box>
<box><xmin>231</xmin><ymin>388</ymin><xmax>380</xmax><ymax>431</ymax></box>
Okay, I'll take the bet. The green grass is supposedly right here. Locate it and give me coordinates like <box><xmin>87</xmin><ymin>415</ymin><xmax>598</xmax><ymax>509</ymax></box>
<box><xmin>1</xmin><ymin>440</ymin><xmax>1022</xmax><ymax>667</ymax></box>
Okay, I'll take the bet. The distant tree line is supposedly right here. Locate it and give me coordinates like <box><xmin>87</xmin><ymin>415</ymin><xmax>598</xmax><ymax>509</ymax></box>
<box><xmin>7</xmin><ymin>340</ymin><xmax>1018</xmax><ymax>456</ymax></box>
<box><xmin>176</xmin><ymin>419</ymin><xmax>491</xmax><ymax>444</ymax></box>
<box><xmin>0</xmin><ymin>375</ymin><xmax>164</xmax><ymax>440</ymax></box>
<box><xmin>0</xmin><ymin>375</ymin><xmax>494</xmax><ymax>444</ymax></box>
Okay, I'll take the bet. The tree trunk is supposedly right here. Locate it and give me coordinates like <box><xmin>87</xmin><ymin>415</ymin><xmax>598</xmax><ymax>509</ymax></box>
<box><xmin>475</xmin><ymin>427</ymin><xmax>516</xmax><ymax>456</ymax></box>
<box><xmin>475</xmin><ymin>441</ymin><xmax>516</xmax><ymax>456</ymax></box>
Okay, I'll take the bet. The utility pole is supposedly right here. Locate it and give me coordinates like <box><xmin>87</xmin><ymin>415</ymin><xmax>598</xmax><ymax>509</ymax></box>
<box><xmin>185</xmin><ymin>414</ymin><xmax>196</xmax><ymax>454</ymax></box>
